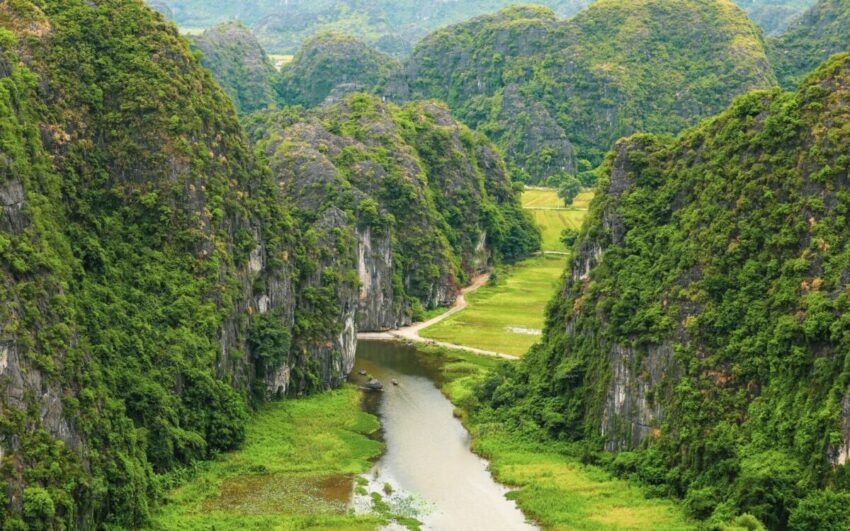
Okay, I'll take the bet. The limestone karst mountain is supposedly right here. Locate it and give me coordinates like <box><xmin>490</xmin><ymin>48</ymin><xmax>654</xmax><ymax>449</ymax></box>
<box><xmin>482</xmin><ymin>48</ymin><xmax>850</xmax><ymax>529</ymax></box>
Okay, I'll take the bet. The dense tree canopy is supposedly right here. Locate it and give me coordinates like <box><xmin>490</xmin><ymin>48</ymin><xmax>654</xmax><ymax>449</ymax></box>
<box><xmin>397</xmin><ymin>0</ymin><xmax>777</xmax><ymax>182</ymax></box>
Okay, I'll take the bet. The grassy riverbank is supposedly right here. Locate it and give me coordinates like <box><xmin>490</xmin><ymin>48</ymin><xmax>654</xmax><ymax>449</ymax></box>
<box><xmin>420</xmin><ymin>255</ymin><xmax>566</xmax><ymax>356</ymax></box>
<box><xmin>419</xmin><ymin>346</ymin><xmax>694</xmax><ymax>530</ymax></box>
<box><xmin>151</xmin><ymin>387</ymin><xmax>383</xmax><ymax>530</ymax></box>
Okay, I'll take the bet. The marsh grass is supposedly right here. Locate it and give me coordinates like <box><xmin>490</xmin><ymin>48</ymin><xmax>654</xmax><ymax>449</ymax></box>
<box><xmin>150</xmin><ymin>388</ymin><xmax>384</xmax><ymax>530</ymax></box>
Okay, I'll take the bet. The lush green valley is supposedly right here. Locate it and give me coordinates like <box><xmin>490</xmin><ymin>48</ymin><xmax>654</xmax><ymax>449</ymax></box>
<box><xmin>6</xmin><ymin>0</ymin><xmax>850</xmax><ymax>529</ymax></box>
<box><xmin>420</xmin><ymin>187</ymin><xmax>589</xmax><ymax>357</ymax></box>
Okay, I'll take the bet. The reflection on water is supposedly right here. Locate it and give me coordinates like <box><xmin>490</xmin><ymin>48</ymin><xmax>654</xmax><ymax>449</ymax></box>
<box><xmin>351</xmin><ymin>341</ymin><xmax>537</xmax><ymax>531</ymax></box>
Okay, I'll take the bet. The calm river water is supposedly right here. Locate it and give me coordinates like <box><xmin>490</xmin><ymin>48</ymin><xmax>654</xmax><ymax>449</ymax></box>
<box><xmin>350</xmin><ymin>340</ymin><xmax>537</xmax><ymax>531</ymax></box>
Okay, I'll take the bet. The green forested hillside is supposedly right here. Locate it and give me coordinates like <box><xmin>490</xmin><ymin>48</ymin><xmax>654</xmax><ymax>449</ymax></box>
<box><xmin>0</xmin><ymin>0</ymin><xmax>354</xmax><ymax>527</ymax></box>
<box><xmin>738</xmin><ymin>0</ymin><xmax>816</xmax><ymax>34</ymax></box>
<box><xmin>400</xmin><ymin>0</ymin><xmax>777</xmax><ymax>183</ymax></box>
<box><xmin>190</xmin><ymin>22</ymin><xmax>277</xmax><ymax>114</ymax></box>
<box><xmin>479</xmin><ymin>51</ymin><xmax>850</xmax><ymax>528</ymax></box>
<box><xmin>275</xmin><ymin>33</ymin><xmax>399</xmax><ymax>108</ymax></box>
<box><xmin>769</xmin><ymin>0</ymin><xmax>850</xmax><ymax>88</ymax></box>
<box><xmin>246</xmin><ymin>95</ymin><xmax>539</xmax><ymax>327</ymax></box>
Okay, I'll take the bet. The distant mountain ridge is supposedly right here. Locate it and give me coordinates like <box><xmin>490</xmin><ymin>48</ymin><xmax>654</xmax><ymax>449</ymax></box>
<box><xmin>193</xmin><ymin>1</ymin><xmax>780</xmax><ymax>184</ymax></box>
<box><xmin>769</xmin><ymin>0</ymin><xmax>850</xmax><ymax>88</ymax></box>
<box><xmin>149</xmin><ymin>0</ymin><xmax>816</xmax><ymax>55</ymax></box>
<box><xmin>393</xmin><ymin>0</ymin><xmax>777</xmax><ymax>182</ymax></box>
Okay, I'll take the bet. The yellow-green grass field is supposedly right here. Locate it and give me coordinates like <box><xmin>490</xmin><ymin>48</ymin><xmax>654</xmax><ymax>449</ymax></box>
<box><xmin>151</xmin><ymin>388</ymin><xmax>384</xmax><ymax>530</ymax></box>
<box><xmin>177</xmin><ymin>27</ymin><xmax>206</xmax><ymax>36</ymax></box>
<box><xmin>522</xmin><ymin>188</ymin><xmax>594</xmax><ymax>210</ymax></box>
<box><xmin>420</xmin><ymin>255</ymin><xmax>567</xmax><ymax>356</ymax></box>
<box><xmin>418</xmin><ymin>188</ymin><xmax>592</xmax><ymax>357</ymax></box>
<box><xmin>532</xmin><ymin>209</ymin><xmax>587</xmax><ymax>252</ymax></box>
<box><xmin>268</xmin><ymin>54</ymin><xmax>295</xmax><ymax>70</ymax></box>
<box><xmin>522</xmin><ymin>188</ymin><xmax>593</xmax><ymax>251</ymax></box>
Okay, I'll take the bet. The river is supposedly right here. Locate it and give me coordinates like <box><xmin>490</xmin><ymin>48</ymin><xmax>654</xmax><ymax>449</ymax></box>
<box><xmin>349</xmin><ymin>340</ymin><xmax>537</xmax><ymax>531</ymax></box>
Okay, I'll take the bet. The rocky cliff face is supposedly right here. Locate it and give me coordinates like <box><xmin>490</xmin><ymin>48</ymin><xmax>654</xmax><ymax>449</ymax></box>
<box><xmin>0</xmin><ymin>1</ymin><xmax>362</xmax><ymax>527</ymax></box>
<box><xmin>356</xmin><ymin>224</ymin><xmax>400</xmax><ymax>331</ymax></box>
<box><xmin>247</xmin><ymin>94</ymin><xmax>539</xmax><ymax>331</ymax></box>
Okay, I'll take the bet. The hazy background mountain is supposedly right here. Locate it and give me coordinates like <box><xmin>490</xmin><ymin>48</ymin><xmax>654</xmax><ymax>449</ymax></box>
<box><xmin>148</xmin><ymin>0</ymin><xmax>817</xmax><ymax>55</ymax></box>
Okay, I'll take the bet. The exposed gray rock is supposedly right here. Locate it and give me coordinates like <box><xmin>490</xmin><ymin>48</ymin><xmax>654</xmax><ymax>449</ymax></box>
<box><xmin>0</xmin><ymin>179</ymin><xmax>27</xmax><ymax>234</ymax></box>
<box><xmin>357</xmin><ymin>225</ymin><xmax>404</xmax><ymax>331</ymax></box>
<box><xmin>832</xmin><ymin>393</ymin><xmax>850</xmax><ymax>465</ymax></box>
<box><xmin>601</xmin><ymin>343</ymin><xmax>672</xmax><ymax>452</ymax></box>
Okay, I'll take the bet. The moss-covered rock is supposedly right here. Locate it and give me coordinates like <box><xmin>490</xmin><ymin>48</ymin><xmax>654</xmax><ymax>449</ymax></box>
<box><xmin>246</xmin><ymin>94</ymin><xmax>540</xmax><ymax>329</ymax></box>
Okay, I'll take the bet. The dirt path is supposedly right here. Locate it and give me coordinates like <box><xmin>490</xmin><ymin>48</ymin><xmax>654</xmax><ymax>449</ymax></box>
<box><xmin>357</xmin><ymin>272</ymin><xmax>519</xmax><ymax>360</ymax></box>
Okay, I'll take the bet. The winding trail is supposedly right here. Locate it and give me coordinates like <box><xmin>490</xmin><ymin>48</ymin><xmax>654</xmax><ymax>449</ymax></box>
<box><xmin>357</xmin><ymin>273</ymin><xmax>519</xmax><ymax>360</ymax></box>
